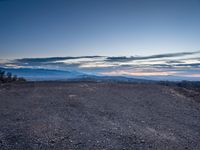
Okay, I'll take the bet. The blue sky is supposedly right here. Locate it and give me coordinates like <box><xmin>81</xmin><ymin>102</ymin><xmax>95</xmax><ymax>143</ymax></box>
<box><xmin>0</xmin><ymin>0</ymin><xmax>200</xmax><ymax>81</ymax></box>
<box><xmin>0</xmin><ymin>0</ymin><xmax>200</xmax><ymax>58</ymax></box>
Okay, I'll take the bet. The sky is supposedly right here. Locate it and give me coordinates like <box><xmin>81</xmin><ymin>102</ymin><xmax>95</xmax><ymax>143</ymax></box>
<box><xmin>0</xmin><ymin>0</ymin><xmax>200</xmax><ymax>59</ymax></box>
<box><xmin>0</xmin><ymin>0</ymin><xmax>200</xmax><ymax>81</ymax></box>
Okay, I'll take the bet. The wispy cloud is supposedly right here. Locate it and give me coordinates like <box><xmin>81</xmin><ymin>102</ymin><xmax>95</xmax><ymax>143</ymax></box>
<box><xmin>101</xmin><ymin>70</ymin><xmax>177</xmax><ymax>76</ymax></box>
<box><xmin>15</xmin><ymin>56</ymin><xmax>103</xmax><ymax>63</ymax></box>
<box><xmin>0</xmin><ymin>51</ymin><xmax>199</xmax><ymax>81</ymax></box>
<box><xmin>106</xmin><ymin>50</ymin><xmax>200</xmax><ymax>62</ymax></box>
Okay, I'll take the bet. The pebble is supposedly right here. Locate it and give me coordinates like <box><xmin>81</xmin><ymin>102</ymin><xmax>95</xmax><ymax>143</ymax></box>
<box><xmin>140</xmin><ymin>139</ymin><xmax>145</xmax><ymax>143</ymax></box>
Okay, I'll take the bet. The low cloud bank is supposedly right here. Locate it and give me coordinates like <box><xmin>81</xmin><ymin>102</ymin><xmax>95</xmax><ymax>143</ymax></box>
<box><xmin>0</xmin><ymin>51</ymin><xmax>199</xmax><ymax>81</ymax></box>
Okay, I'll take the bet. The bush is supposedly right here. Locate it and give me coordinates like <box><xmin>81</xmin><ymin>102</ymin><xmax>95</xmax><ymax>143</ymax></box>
<box><xmin>6</xmin><ymin>72</ymin><xmax>12</xmax><ymax>82</ymax></box>
<box><xmin>0</xmin><ymin>70</ymin><xmax>5</xmax><ymax>83</ymax></box>
<box><xmin>17</xmin><ymin>77</ymin><xmax>26</xmax><ymax>82</ymax></box>
<box><xmin>0</xmin><ymin>70</ymin><xmax>26</xmax><ymax>83</ymax></box>
<box><xmin>12</xmin><ymin>75</ymin><xmax>17</xmax><ymax>82</ymax></box>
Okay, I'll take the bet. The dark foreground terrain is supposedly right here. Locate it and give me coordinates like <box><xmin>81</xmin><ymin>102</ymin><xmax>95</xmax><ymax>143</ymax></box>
<box><xmin>0</xmin><ymin>82</ymin><xmax>200</xmax><ymax>150</ymax></box>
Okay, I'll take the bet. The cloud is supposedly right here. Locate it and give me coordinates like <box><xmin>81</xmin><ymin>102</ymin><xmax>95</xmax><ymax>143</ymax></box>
<box><xmin>166</xmin><ymin>60</ymin><xmax>184</xmax><ymax>64</ymax></box>
<box><xmin>175</xmin><ymin>63</ymin><xmax>200</xmax><ymax>67</ymax></box>
<box><xmin>106</xmin><ymin>50</ymin><xmax>200</xmax><ymax>62</ymax></box>
<box><xmin>15</xmin><ymin>56</ymin><xmax>103</xmax><ymax>64</ymax></box>
<box><xmin>9</xmin><ymin>56</ymin><xmax>104</xmax><ymax>70</ymax></box>
<box><xmin>101</xmin><ymin>70</ymin><xmax>177</xmax><ymax>76</ymax></box>
<box><xmin>0</xmin><ymin>51</ymin><xmax>200</xmax><ymax>81</ymax></box>
<box><xmin>12</xmin><ymin>51</ymin><xmax>200</xmax><ymax>69</ymax></box>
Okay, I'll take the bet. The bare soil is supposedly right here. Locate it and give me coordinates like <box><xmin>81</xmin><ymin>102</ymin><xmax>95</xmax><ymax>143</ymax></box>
<box><xmin>0</xmin><ymin>82</ymin><xmax>200</xmax><ymax>150</ymax></box>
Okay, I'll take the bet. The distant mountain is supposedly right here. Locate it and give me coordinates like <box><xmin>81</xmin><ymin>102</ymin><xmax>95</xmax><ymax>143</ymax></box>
<box><xmin>0</xmin><ymin>67</ymin><xmax>83</xmax><ymax>81</ymax></box>
<box><xmin>0</xmin><ymin>67</ymin><xmax>199</xmax><ymax>82</ymax></box>
<box><xmin>71</xmin><ymin>74</ymin><xmax>152</xmax><ymax>83</ymax></box>
<box><xmin>0</xmin><ymin>67</ymin><xmax>152</xmax><ymax>82</ymax></box>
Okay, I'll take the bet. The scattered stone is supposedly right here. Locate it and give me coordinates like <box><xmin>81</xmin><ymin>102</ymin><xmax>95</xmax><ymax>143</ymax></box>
<box><xmin>140</xmin><ymin>139</ymin><xmax>145</xmax><ymax>143</ymax></box>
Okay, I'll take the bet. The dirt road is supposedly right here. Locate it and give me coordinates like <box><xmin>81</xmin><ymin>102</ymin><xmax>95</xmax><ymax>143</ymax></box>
<box><xmin>0</xmin><ymin>82</ymin><xmax>199</xmax><ymax>150</ymax></box>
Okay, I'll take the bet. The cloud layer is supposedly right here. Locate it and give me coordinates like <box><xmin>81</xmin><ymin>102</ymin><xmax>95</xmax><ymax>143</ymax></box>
<box><xmin>0</xmin><ymin>51</ymin><xmax>200</xmax><ymax>81</ymax></box>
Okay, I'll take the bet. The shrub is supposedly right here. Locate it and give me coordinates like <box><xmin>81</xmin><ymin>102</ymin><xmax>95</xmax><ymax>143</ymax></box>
<box><xmin>6</xmin><ymin>72</ymin><xmax>12</xmax><ymax>82</ymax></box>
<box><xmin>0</xmin><ymin>70</ymin><xmax>26</xmax><ymax>83</ymax></box>
<box><xmin>12</xmin><ymin>75</ymin><xmax>18</xmax><ymax>82</ymax></box>
<box><xmin>17</xmin><ymin>77</ymin><xmax>26</xmax><ymax>82</ymax></box>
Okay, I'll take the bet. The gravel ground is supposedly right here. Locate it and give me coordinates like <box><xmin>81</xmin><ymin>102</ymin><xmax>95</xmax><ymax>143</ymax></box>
<box><xmin>0</xmin><ymin>82</ymin><xmax>200</xmax><ymax>150</ymax></box>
